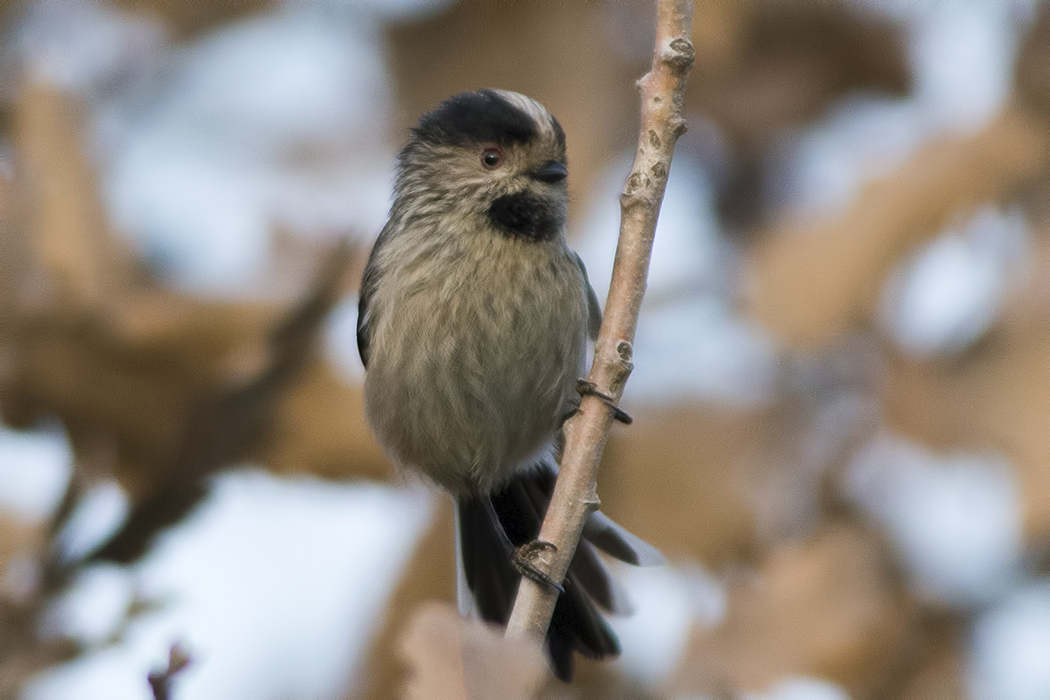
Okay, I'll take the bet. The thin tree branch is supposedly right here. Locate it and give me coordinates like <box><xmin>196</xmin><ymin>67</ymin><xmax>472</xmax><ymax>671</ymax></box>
<box><xmin>148</xmin><ymin>643</ymin><xmax>191</xmax><ymax>700</ymax></box>
<box><xmin>505</xmin><ymin>0</ymin><xmax>695</xmax><ymax>641</ymax></box>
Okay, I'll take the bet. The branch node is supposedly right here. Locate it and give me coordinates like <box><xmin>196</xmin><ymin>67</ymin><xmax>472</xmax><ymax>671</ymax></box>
<box><xmin>620</xmin><ymin>191</ymin><xmax>648</xmax><ymax>209</ymax></box>
<box><xmin>667</xmin><ymin>38</ymin><xmax>695</xmax><ymax>72</ymax></box>
<box><xmin>625</xmin><ymin>171</ymin><xmax>652</xmax><ymax>196</ymax></box>
<box><xmin>615</xmin><ymin>340</ymin><xmax>634</xmax><ymax>367</ymax></box>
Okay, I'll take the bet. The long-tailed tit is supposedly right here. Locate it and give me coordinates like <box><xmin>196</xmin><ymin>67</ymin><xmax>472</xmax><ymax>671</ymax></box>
<box><xmin>358</xmin><ymin>89</ymin><xmax>661</xmax><ymax>680</ymax></box>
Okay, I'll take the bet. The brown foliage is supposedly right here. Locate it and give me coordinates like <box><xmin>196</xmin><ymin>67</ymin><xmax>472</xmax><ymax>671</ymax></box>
<box><xmin>2</xmin><ymin>0</ymin><xmax>1050</xmax><ymax>697</ymax></box>
<box><xmin>746</xmin><ymin>105</ymin><xmax>1049</xmax><ymax>349</ymax></box>
<box><xmin>668</xmin><ymin>525</ymin><xmax>915</xmax><ymax>698</ymax></box>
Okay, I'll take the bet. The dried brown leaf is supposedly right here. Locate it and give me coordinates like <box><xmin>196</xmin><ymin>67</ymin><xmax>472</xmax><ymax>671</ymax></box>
<box><xmin>747</xmin><ymin>106</ymin><xmax>1049</xmax><ymax>348</ymax></box>
<box><xmin>399</xmin><ymin>602</ymin><xmax>548</xmax><ymax>700</ymax></box>
<box><xmin>884</xmin><ymin>232</ymin><xmax>1050</xmax><ymax>545</ymax></box>
<box><xmin>355</xmin><ymin>500</ymin><xmax>455</xmax><ymax>700</ymax></box>
<box><xmin>667</xmin><ymin>524</ymin><xmax>915</xmax><ymax>698</ymax></box>
<box><xmin>14</xmin><ymin>81</ymin><xmax>136</xmax><ymax>312</ymax></box>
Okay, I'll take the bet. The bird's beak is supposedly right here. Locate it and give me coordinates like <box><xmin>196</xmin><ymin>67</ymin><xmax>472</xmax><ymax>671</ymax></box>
<box><xmin>531</xmin><ymin>160</ymin><xmax>568</xmax><ymax>184</ymax></box>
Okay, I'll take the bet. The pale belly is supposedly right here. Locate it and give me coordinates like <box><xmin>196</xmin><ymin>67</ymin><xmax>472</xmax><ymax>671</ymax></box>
<box><xmin>363</xmin><ymin>250</ymin><xmax>587</xmax><ymax>494</ymax></box>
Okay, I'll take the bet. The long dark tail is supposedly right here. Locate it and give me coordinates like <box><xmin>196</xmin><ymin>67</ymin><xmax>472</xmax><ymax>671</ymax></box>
<box><xmin>456</xmin><ymin>462</ymin><xmax>663</xmax><ymax>681</ymax></box>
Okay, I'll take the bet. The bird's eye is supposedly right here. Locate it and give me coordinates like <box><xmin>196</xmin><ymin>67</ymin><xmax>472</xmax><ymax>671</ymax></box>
<box><xmin>481</xmin><ymin>147</ymin><xmax>504</xmax><ymax>169</ymax></box>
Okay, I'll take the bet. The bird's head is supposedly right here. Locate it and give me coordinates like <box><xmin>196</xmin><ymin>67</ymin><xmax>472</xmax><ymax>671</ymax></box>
<box><xmin>395</xmin><ymin>89</ymin><xmax>569</xmax><ymax>243</ymax></box>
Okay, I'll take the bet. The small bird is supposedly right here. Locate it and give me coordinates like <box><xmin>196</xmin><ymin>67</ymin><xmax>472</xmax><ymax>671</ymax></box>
<box><xmin>357</xmin><ymin>89</ymin><xmax>661</xmax><ymax>680</ymax></box>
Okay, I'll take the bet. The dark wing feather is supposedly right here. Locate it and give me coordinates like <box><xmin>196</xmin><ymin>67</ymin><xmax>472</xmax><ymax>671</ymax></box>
<box><xmin>573</xmin><ymin>252</ymin><xmax>602</xmax><ymax>341</ymax></box>
<box><xmin>569</xmin><ymin>539</ymin><xmax>633</xmax><ymax>614</ymax></box>
<box><xmin>357</xmin><ymin>222</ymin><xmax>395</xmax><ymax>368</ymax></box>
<box><xmin>582</xmin><ymin>511</ymin><xmax>666</xmax><ymax>566</ymax></box>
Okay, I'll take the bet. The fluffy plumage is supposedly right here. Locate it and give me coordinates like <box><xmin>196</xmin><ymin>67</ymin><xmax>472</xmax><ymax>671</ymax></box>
<box><xmin>357</xmin><ymin>89</ymin><xmax>660</xmax><ymax>681</ymax></box>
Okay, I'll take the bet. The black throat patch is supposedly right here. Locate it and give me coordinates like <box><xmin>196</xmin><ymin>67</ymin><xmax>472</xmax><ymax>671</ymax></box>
<box><xmin>488</xmin><ymin>191</ymin><xmax>561</xmax><ymax>242</ymax></box>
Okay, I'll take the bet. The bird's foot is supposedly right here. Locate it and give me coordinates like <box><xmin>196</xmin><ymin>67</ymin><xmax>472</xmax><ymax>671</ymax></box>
<box><xmin>513</xmin><ymin>540</ymin><xmax>564</xmax><ymax>594</ymax></box>
<box><xmin>576</xmin><ymin>378</ymin><xmax>633</xmax><ymax>424</ymax></box>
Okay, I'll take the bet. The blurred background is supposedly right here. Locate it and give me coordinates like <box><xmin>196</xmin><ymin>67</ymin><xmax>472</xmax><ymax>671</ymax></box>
<box><xmin>0</xmin><ymin>0</ymin><xmax>1048</xmax><ymax>697</ymax></box>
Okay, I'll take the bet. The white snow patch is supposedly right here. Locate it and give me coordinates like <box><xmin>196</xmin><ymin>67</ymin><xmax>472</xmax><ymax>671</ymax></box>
<box><xmin>296</xmin><ymin>0</ymin><xmax>456</xmax><ymax>22</ymax></box>
<box><xmin>611</xmin><ymin>562</ymin><xmax>727</xmax><ymax>690</ymax></box>
<box><xmin>745</xmin><ymin>677</ymin><xmax>851</xmax><ymax>700</ymax></box>
<box><xmin>628</xmin><ymin>298</ymin><xmax>779</xmax><ymax>406</ymax></box>
<box><xmin>574</xmin><ymin>153</ymin><xmax>779</xmax><ymax>406</ymax></box>
<box><xmin>324</xmin><ymin>295</ymin><xmax>366</xmax><ymax>383</ymax></box>
<box><xmin>574</xmin><ymin>152</ymin><xmax>732</xmax><ymax>304</ymax></box>
<box><xmin>0</xmin><ymin>425</ymin><xmax>72</xmax><ymax>521</ymax></box>
<box><xmin>970</xmin><ymin>581</ymin><xmax>1050</xmax><ymax>700</ymax></box>
<box><xmin>768</xmin><ymin>96</ymin><xmax>926</xmax><ymax>217</ymax></box>
<box><xmin>97</xmin><ymin>10</ymin><xmax>395</xmax><ymax>295</ymax></box>
<box><xmin>25</xmin><ymin>471</ymin><xmax>435</xmax><ymax>700</ymax></box>
<box><xmin>908</xmin><ymin>2</ymin><xmax>1022</xmax><ymax>134</ymax></box>
<box><xmin>878</xmin><ymin>205</ymin><xmax>1030</xmax><ymax>358</ymax></box>
<box><xmin>41</xmin><ymin>565</ymin><xmax>137</xmax><ymax>646</ymax></box>
<box><xmin>12</xmin><ymin>0</ymin><xmax>166</xmax><ymax>94</ymax></box>
<box><xmin>772</xmin><ymin>0</ymin><xmax>1029</xmax><ymax>217</ymax></box>
<box><xmin>844</xmin><ymin>433</ymin><xmax>1023</xmax><ymax>608</ymax></box>
<box><xmin>55</xmin><ymin>480</ymin><xmax>130</xmax><ymax>564</ymax></box>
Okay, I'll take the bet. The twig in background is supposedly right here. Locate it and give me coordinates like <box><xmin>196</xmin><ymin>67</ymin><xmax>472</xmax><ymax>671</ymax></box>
<box><xmin>83</xmin><ymin>241</ymin><xmax>355</xmax><ymax>566</ymax></box>
<box><xmin>505</xmin><ymin>0</ymin><xmax>695</xmax><ymax>642</ymax></box>
<box><xmin>147</xmin><ymin>642</ymin><xmax>192</xmax><ymax>700</ymax></box>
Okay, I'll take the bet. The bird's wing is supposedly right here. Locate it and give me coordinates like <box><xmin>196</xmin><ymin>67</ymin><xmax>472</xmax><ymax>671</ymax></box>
<box><xmin>356</xmin><ymin>222</ymin><xmax>395</xmax><ymax>368</ymax></box>
<box><xmin>573</xmin><ymin>252</ymin><xmax>602</xmax><ymax>341</ymax></box>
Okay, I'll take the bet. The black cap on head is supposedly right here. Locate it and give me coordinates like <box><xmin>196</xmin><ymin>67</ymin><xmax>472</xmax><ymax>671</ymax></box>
<box><xmin>412</xmin><ymin>89</ymin><xmax>539</xmax><ymax>147</ymax></box>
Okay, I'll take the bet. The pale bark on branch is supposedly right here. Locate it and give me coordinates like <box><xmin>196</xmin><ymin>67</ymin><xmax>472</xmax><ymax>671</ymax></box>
<box><xmin>505</xmin><ymin>0</ymin><xmax>695</xmax><ymax>641</ymax></box>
